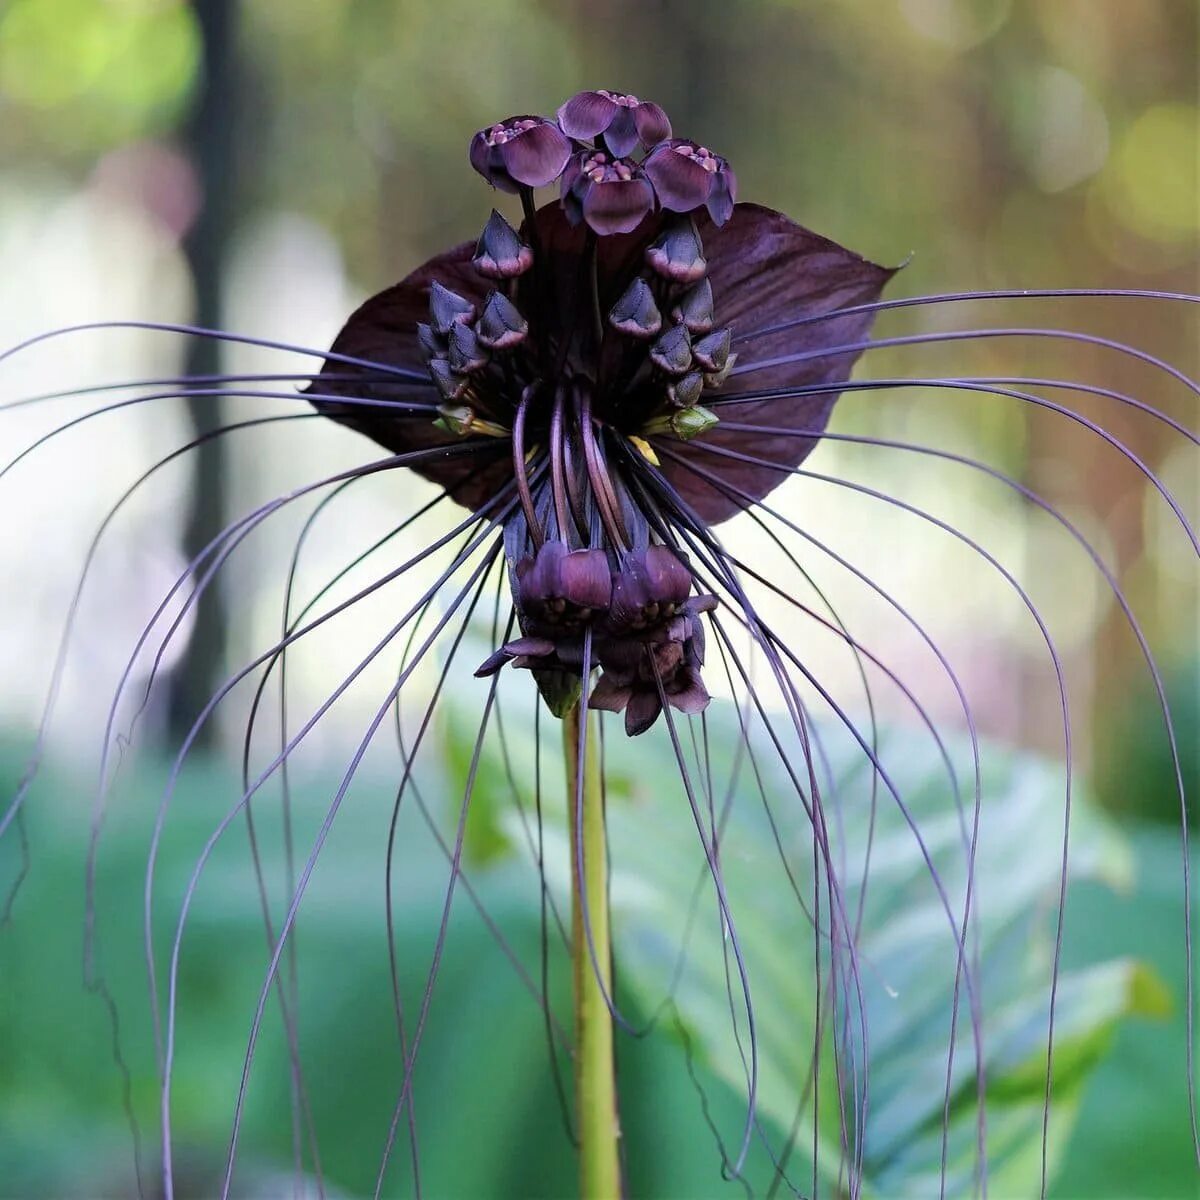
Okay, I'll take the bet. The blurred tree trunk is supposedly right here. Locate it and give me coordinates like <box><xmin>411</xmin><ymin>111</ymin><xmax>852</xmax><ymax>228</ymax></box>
<box><xmin>166</xmin><ymin>0</ymin><xmax>240</xmax><ymax>746</ymax></box>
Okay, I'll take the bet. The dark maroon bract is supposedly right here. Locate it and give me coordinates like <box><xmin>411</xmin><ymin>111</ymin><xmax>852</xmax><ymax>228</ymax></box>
<box><xmin>309</xmin><ymin>91</ymin><xmax>894</xmax><ymax>731</ymax></box>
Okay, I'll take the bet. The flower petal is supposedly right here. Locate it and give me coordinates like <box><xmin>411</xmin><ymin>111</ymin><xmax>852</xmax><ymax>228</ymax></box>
<box><xmin>502</xmin><ymin>121</ymin><xmax>572</xmax><ymax>188</ymax></box>
<box><xmin>659</xmin><ymin>204</ymin><xmax>897</xmax><ymax>524</ymax></box>
<box><xmin>633</xmin><ymin>101</ymin><xmax>672</xmax><ymax>149</ymax></box>
<box><xmin>705</xmin><ymin>165</ymin><xmax>737</xmax><ymax>226</ymax></box>
<box><xmin>602</xmin><ymin>106</ymin><xmax>640</xmax><ymax>158</ymax></box>
<box><xmin>557</xmin><ymin>91</ymin><xmax>618</xmax><ymax>140</ymax></box>
<box><xmin>644</xmin><ymin>142</ymin><xmax>715</xmax><ymax>213</ymax></box>
<box><xmin>624</xmin><ymin>689</ymin><xmax>663</xmax><ymax>736</ymax></box>
<box><xmin>582</xmin><ymin>176</ymin><xmax>655</xmax><ymax>236</ymax></box>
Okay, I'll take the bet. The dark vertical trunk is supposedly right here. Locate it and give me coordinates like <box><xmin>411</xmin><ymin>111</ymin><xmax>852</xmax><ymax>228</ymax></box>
<box><xmin>166</xmin><ymin>0</ymin><xmax>240</xmax><ymax>745</ymax></box>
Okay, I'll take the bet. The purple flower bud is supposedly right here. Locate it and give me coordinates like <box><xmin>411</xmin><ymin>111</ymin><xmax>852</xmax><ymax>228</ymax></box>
<box><xmin>608</xmin><ymin>545</ymin><xmax>693</xmax><ymax>631</ymax></box>
<box><xmin>561</xmin><ymin>150</ymin><xmax>656</xmax><ymax>236</ymax></box>
<box><xmin>470</xmin><ymin>116</ymin><xmax>572</xmax><ymax>193</ymax></box>
<box><xmin>702</xmin><ymin>353</ymin><xmax>737</xmax><ymax>389</ymax></box>
<box><xmin>557</xmin><ymin>89</ymin><xmax>672</xmax><ymax>158</ymax></box>
<box><xmin>447</xmin><ymin>322</ymin><xmax>488</xmax><ymax>374</ymax></box>
<box><xmin>608</xmin><ymin>276</ymin><xmax>662</xmax><ymax>339</ymax></box>
<box><xmin>643</xmin><ymin>138</ymin><xmax>737</xmax><ymax>226</ymax></box>
<box><xmin>645</xmin><ymin>216</ymin><xmax>707</xmax><ymax>283</ymax></box>
<box><xmin>691</xmin><ymin>327</ymin><xmax>731</xmax><ymax>373</ymax></box>
<box><xmin>429</xmin><ymin>280</ymin><xmax>475</xmax><ymax>335</ymax></box>
<box><xmin>416</xmin><ymin>322</ymin><xmax>443</xmax><ymax>364</ymax></box>
<box><xmin>666</xmin><ymin>370</ymin><xmax>705</xmax><ymax>408</ymax></box>
<box><xmin>670</xmin><ymin>278</ymin><xmax>715</xmax><ymax>334</ymax></box>
<box><xmin>472</xmin><ymin>210</ymin><xmax>534</xmax><ymax>279</ymax></box>
<box><xmin>649</xmin><ymin>323</ymin><xmax>692</xmax><ymax>377</ymax></box>
<box><xmin>518</xmin><ymin>541</ymin><xmax>612</xmax><ymax>626</ymax></box>
<box><xmin>476</xmin><ymin>291</ymin><xmax>528</xmax><ymax>350</ymax></box>
<box><xmin>428</xmin><ymin>359</ymin><xmax>469</xmax><ymax>401</ymax></box>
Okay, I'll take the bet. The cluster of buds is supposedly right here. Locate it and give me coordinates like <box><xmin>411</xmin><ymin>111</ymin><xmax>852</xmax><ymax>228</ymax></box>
<box><xmin>454</xmin><ymin>91</ymin><xmax>745</xmax><ymax>728</ymax></box>
<box><xmin>469</xmin><ymin>90</ymin><xmax>737</xmax><ymax>237</ymax></box>
<box><xmin>417</xmin><ymin>213</ymin><xmax>532</xmax><ymax>428</ymax></box>
<box><xmin>606</xmin><ymin>217</ymin><xmax>736</xmax><ymax>436</ymax></box>
<box><xmin>477</xmin><ymin>541</ymin><xmax>715</xmax><ymax>735</ymax></box>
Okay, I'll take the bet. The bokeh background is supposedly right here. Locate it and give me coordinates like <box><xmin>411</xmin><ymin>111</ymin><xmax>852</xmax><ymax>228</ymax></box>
<box><xmin>0</xmin><ymin>1</ymin><xmax>1196</xmax><ymax>1197</ymax></box>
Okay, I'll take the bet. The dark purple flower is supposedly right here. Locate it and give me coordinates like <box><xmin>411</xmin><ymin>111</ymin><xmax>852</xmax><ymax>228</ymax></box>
<box><xmin>557</xmin><ymin>89</ymin><xmax>672</xmax><ymax>157</ymax></box>
<box><xmin>561</xmin><ymin>150</ymin><xmax>655</xmax><ymax>236</ymax></box>
<box><xmin>308</xmin><ymin>92</ymin><xmax>895</xmax><ymax>721</ymax></box>
<box><xmin>469</xmin><ymin>115</ymin><xmax>572</xmax><ymax>193</ymax></box>
<box><xmin>644</xmin><ymin>138</ymin><xmax>738</xmax><ymax>225</ymax></box>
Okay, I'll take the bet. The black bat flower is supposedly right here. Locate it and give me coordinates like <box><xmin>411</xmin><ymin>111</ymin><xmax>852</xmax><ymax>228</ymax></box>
<box><xmin>309</xmin><ymin>126</ymin><xmax>893</xmax><ymax>737</ymax></box>
<box><xmin>1</xmin><ymin>86</ymin><xmax>1196</xmax><ymax>1200</ymax></box>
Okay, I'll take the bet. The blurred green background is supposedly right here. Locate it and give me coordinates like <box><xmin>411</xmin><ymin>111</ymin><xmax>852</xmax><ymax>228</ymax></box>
<box><xmin>0</xmin><ymin>1</ymin><xmax>1196</xmax><ymax>1197</ymax></box>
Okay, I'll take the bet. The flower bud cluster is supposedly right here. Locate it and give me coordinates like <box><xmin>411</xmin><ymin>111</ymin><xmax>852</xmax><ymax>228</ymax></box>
<box><xmin>477</xmin><ymin>541</ymin><xmax>716</xmax><ymax>735</ymax></box>
<box><xmin>469</xmin><ymin>90</ymin><xmax>736</xmax><ymax>237</ymax></box>
<box><xmin>604</xmin><ymin>215</ymin><xmax>736</xmax><ymax>434</ymax></box>
<box><xmin>418</xmin><ymin>225</ymin><xmax>533</xmax><ymax>426</ymax></box>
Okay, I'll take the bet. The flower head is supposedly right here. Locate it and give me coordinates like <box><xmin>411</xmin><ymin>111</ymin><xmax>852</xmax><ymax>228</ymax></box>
<box><xmin>560</xmin><ymin>150</ymin><xmax>656</xmax><ymax>236</ymax></box>
<box><xmin>469</xmin><ymin>115</ymin><xmax>572</xmax><ymax>192</ymax></box>
<box><xmin>644</xmin><ymin>138</ymin><xmax>738</xmax><ymax>225</ymax></box>
<box><xmin>309</xmin><ymin>90</ymin><xmax>894</xmax><ymax>732</ymax></box>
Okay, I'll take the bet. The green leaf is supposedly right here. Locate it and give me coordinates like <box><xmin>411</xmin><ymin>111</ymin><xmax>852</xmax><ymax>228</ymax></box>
<box><xmin>505</xmin><ymin>699</ymin><xmax>1147</xmax><ymax>1197</ymax></box>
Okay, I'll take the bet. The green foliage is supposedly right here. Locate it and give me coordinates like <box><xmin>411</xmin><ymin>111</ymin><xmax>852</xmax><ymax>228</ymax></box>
<box><xmin>0</xmin><ymin>696</ymin><xmax>1194</xmax><ymax>1196</ymax></box>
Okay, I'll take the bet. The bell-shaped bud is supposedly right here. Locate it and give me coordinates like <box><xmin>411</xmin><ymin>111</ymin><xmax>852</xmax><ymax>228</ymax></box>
<box><xmin>703</xmin><ymin>353</ymin><xmax>738</xmax><ymax>389</ymax></box>
<box><xmin>649</xmin><ymin>323</ymin><xmax>692</xmax><ymax>376</ymax></box>
<box><xmin>469</xmin><ymin>116</ymin><xmax>572</xmax><ymax>193</ymax></box>
<box><xmin>428</xmin><ymin>358</ymin><xmax>469</xmax><ymax>402</ymax></box>
<box><xmin>666</xmin><ymin>369</ymin><xmax>705</xmax><ymax>408</ymax></box>
<box><xmin>691</xmin><ymin>327</ymin><xmax>731</xmax><ymax>373</ymax></box>
<box><xmin>476</xmin><ymin>291</ymin><xmax>528</xmax><ymax>350</ymax></box>
<box><xmin>645</xmin><ymin>217</ymin><xmax>707</xmax><ymax>283</ymax></box>
<box><xmin>417</xmin><ymin>322</ymin><xmax>444</xmax><ymax>365</ymax></box>
<box><xmin>671</xmin><ymin>278</ymin><xmax>714</xmax><ymax>334</ymax></box>
<box><xmin>447</xmin><ymin>321</ymin><xmax>489</xmax><ymax>374</ymax></box>
<box><xmin>608</xmin><ymin>276</ymin><xmax>662</xmax><ymax>339</ymax></box>
<box><xmin>429</xmin><ymin>280</ymin><xmax>476</xmax><ymax>335</ymax></box>
<box><xmin>472</xmin><ymin>210</ymin><xmax>533</xmax><ymax>279</ymax></box>
<box><xmin>644</xmin><ymin>404</ymin><xmax>718</xmax><ymax>441</ymax></box>
<box><xmin>608</xmin><ymin>545</ymin><xmax>693</xmax><ymax>632</ymax></box>
<box><xmin>517</xmin><ymin>541</ymin><xmax>612</xmax><ymax>628</ymax></box>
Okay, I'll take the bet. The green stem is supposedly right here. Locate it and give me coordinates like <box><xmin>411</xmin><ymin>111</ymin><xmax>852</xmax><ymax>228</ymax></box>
<box><xmin>563</xmin><ymin>701</ymin><xmax>621</xmax><ymax>1199</ymax></box>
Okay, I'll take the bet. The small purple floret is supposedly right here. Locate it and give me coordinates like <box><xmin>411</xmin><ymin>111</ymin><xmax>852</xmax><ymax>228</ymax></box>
<box><xmin>470</xmin><ymin>116</ymin><xmax>572</xmax><ymax>193</ymax></box>
<box><xmin>557</xmin><ymin>89</ymin><xmax>672</xmax><ymax>158</ymax></box>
